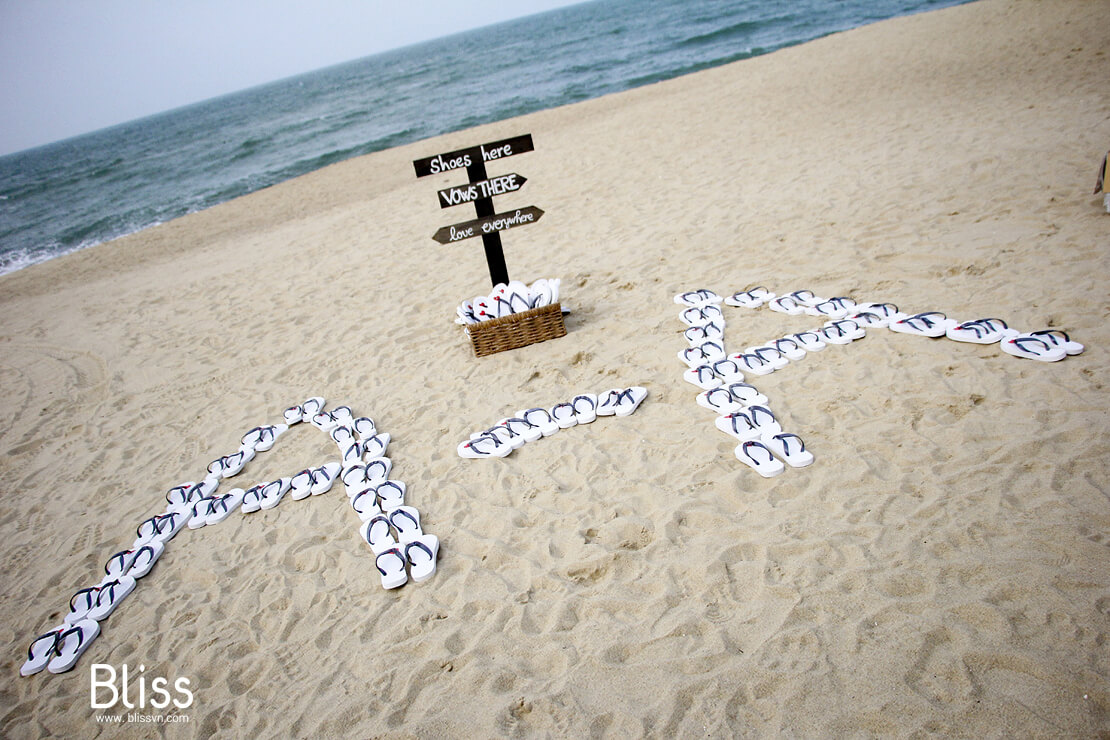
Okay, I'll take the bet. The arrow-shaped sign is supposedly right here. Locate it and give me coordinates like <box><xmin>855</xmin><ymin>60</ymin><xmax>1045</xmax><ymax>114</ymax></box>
<box><xmin>437</xmin><ymin>173</ymin><xmax>527</xmax><ymax>209</ymax></box>
<box><xmin>433</xmin><ymin>207</ymin><xmax>544</xmax><ymax>245</ymax></box>
<box><xmin>413</xmin><ymin>134</ymin><xmax>534</xmax><ymax>178</ymax></box>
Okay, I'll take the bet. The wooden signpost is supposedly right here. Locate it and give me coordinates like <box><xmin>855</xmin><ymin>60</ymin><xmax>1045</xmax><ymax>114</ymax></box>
<box><xmin>413</xmin><ymin>134</ymin><xmax>541</xmax><ymax>286</ymax></box>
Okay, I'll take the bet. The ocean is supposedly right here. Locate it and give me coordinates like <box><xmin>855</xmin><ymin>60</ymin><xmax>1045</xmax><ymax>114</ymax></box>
<box><xmin>0</xmin><ymin>0</ymin><xmax>971</xmax><ymax>276</ymax></box>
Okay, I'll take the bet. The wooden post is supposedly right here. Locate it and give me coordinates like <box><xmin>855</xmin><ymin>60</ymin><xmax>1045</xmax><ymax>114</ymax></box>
<box><xmin>466</xmin><ymin>157</ymin><xmax>509</xmax><ymax>286</ymax></box>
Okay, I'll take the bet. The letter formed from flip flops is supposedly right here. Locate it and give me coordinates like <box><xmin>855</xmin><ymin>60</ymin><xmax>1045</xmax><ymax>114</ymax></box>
<box><xmin>20</xmin><ymin>397</ymin><xmax>439</xmax><ymax>676</ymax></box>
<box><xmin>457</xmin><ymin>387</ymin><xmax>648</xmax><ymax>459</ymax></box>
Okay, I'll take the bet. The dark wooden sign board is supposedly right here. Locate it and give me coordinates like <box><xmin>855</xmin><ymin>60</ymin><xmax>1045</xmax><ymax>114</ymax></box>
<box><xmin>432</xmin><ymin>206</ymin><xmax>544</xmax><ymax>244</ymax></box>
<box><xmin>414</xmin><ymin>134</ymin><xmax>538</xmax><ymax>287</ymax></box>
<box><xmin>437</xmin><ymin>174</ymin><xmax>526</xmax><ymax>209</ymax></box>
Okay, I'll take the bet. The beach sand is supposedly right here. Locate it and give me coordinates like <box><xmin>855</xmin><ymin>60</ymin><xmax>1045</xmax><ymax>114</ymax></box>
<box><xmin>2</xmin><ymin>0</ymin><xmax>1109</xmax><ymax>735</ymax></box>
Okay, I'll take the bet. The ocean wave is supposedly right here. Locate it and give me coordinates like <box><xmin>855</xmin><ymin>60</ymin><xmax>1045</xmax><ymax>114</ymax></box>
<box><xmin>676</xmin><ymin>16</ymin><xmax>792</xmax><ymax>48</ymax></box>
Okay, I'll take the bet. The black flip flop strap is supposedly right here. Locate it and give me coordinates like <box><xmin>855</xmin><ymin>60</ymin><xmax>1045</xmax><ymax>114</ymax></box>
<box><xmin>375</xmin><ymin>548</ymin><xmax>405</xmax><ymax>575</ymax></box>
<box><xmin>56</xmin><ymin>625</ymin><xmax>87</xmax><ymax>653</ymax></box>
<box><xmin>70</xmin><ymin>586</ymin><xmax>99</xmax><ymax>611</ymax></box>
<box><xmin>572</xmin><ymin>396</ymin><xmax>596</xmax><ymax>413</ymax></box>
<box><xmin>376</xmin><ymin>482</ymin><xmax>403</xmax><ymax>503</ymax></box>
<box><xmin>105</xmin><ymin>550</ymin><xmax>133</xmax><ymax>575</ymax></box>
<box><xmin>132</xmin><ymin>545</ymin><xmax>156</xmax><ymax>567</ymax></box>
<box><xmin>405</xmin><ymin>540</ymin><xmax>434</xmax><ymax>563</ymax></box>
<box><xmin>707</xmin><ymin>388</ymin><xmax>730</xmax><ymax>407</ymax></box>
<box><xmin>749</xmin><ymin>405</ymin><xmax>775</xmax><ymax>425</ymax></box>
<box><xmin>1031</xmin><ymin>329</ymin><xmax>1068</xmax><ymax>342</ymax></box>
<box><xmin>366</xmin><ymin>516</ymin><xmax>391</xmax><ymax>544</ymax></box>
<box><xmin>391</xmin><ymin>508</ymin><xmax>418</xmax><ymax>532</ymax></box>
<box><xmin>28</xmin><ymin>630</ymin><xmax>61</xmax><ymax>661</ymax></box>
<box><xmin>730</xmin><ymin>413</ymin><xmax>754</xmax><ymax>434</ymax></box>
<box><xmin>742</xmin><ymin>442</ymin><xmax>775</xmax><ymax>464</ymax></box>
<box><xmin>1013</xmin><ymin>336</ymin><xmax>1051</xmax><ymax>352</ymax></box>
<box><xmin>774</xmin><ymin>433</ymin><xmax>804</xmax><ymax>454</ymax></box>
<box><xmin>97</xmin><ymin>580</ymin><xmax>120</xmax><ymax>606</ymax></box>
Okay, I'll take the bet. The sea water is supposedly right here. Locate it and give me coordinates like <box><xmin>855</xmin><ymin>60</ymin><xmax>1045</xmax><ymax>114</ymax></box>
<box><xmin>0</xmin><ymin>0</ymin><xmax>970</xmax><ymax>275</ymax></box>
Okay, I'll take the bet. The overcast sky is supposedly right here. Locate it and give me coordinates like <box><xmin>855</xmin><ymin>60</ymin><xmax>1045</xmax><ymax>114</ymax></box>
<box><xmin>0</xmin><ymin>0</ymin><xmax>582</xmax><ymax>156</ymax></box>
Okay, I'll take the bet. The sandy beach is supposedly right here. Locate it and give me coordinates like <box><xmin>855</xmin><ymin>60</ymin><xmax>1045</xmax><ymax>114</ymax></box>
<box><xmin>2</xmin><ymin>0</ymin><xmax>1109</xmax><ymax>735</ymax></box>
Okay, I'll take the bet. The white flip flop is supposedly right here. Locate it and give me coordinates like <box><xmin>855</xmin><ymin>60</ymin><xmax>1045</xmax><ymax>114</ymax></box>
<box><xmin>360</xmin><ymin>515</ymin><xmax>396</xmax><ymax>555</ymax></box>
<box><xmin>734</xmin><ymin>352</ymin><xmax>776</xmax><ymax>376</ymax></box>
<box><xmin>353</xmin><ymin>417</ymin><xmax>377</xmax><ymax>439</ymax></box>
<box><xmin>735</xmin><ymin>441</ymin><xmax>786</xmax><ymax>477</ymax></box>
<box><xmin>310</xmin><ymin>462</ymin><xmax>342</xmax><ymax>495</ymax></box>
<box><xmin>47</xmin><ymin>620</ymin><xmax>100</xmax><ymax>674</ymax></box>
<box><xmin>362</xmin><ymin>433</ymin><xmax>391</xmax><ymax>459</ymax></box>
<box><xmin>572</xmin><ymin>394</ymin><xmax>598</xmax><ymax>424</ymax></box>
<box><xmin>458</xmin><ymin>435</ymin><xmax>511</xmax><ymax>458</ymax></box>
<box><xmin>519</xmin><ymin>407</ymin><xmax>559</xmax><ymax>436</ymax></box>
<box><xmin>1000</xmin><ymin>335</ymin><xmax>1067</xmax><ymax>362</ymax></box>
<box><xmin>125</xmin><ymin>541</ymin><xmax>164</xmax><ymax>578</ymax></box>
<box><xmin>340</xmin><ymin>441</ymin><xmax>364</xmax><ymax>467</ymax></box>
<box><xmin>364</xmin><ymin>457</ymin><xmax>393</xmax><ymax>483</ymax></box>
<box><xmin>771</xmin><ymin>337</ymin><xmax>806</xmax><ymax>361</ymax></box>
<box><xmin>259</xmin><ymin>477</ymin><xmax>293</xmax><ymax>509</ymax></box>
<box><xmin>683</xmin><ymin>323</ymin><xmax>724</xmax><ymax>344</ymax></box>
<box><xmin>697</xmin><ymin>387</ymin><xmax>741</xmax><ymax>415</ymax></box>
<box><xmin>388</xmin><ymin>506</ymin><xmax>423</xmax><ymax>543</ymax></box>
<box><xmin>21</xmin><ymin>627</ymin><xmax>64</xmax><ymax>676</ymax></box>
<box><xmin>351</xmin><ymin>487</ymin><xmax>380</xmax><ymax>520</ymax></box>
<box><xmin>761</xmin><ymin>432</ymin><xmax>815</xmax><ymax>467</ymax></box>
<box><xmin>889</xmin><ymin>312</ymin><xmax>956</xmax><ymax>338</ymax></box>
<box><xmin>241</xmin><ymin>485</ymin><xmax>265</xmax><ymax>513</ymax></box>
<box><xmin>502</xmin><ymin>416</ymin><xmax>542</xmax><ymax>443</ymax></box>
<box><xmin>715</xmin><ymin>410</ymin><xmax>762</xmax><ymax>441</ymax></box>
<box><xmin>805</xmin><ymin>299</ymin><xmax>849</xmax><ymax>319</ymax></box>
<box><xmin>744</xmin><ymin>346</ymin><xmax>788</xmax><ymax>370</ymax></box>
<box><xmin>768</xmin><ymin>296</ymin><xmax>805</xmax><ymax>315</ymax></box>
<box><xmin>551</xmin><ymin>402</ymin><xmax>577</xmax><ymax>429</ymax></box>
<box><xmin>310</xmin><ymin>412</ymin><xmax>338</xmax><ymax>432</ymax></box>
<box><xmin>724</xmin><ymin>287</ymin><xmax>775</xmax><ymax>308</ymax></box>
<box><xmin>406</xmin><ymin>535</ymin><xmax>439</xmax><ymax>583</ymax></box>
<box><xmin>64</xmin><ymin>587</ymin><xmax>100</xmax><ymax>625</ymax></box>
<box><xmin>206</xmin><ymin>489</ymin><xmax>244</xmax><ymax>524</ymax></box>
<box><xmin>103</xmin><ymin>549</ymin><xmax>137</xmax><ymax>580</ymax></box>
<box><xmin>747</xmin><ymin>405</ymin><xmax>782</xmax><ymax>436</ymax></box>
<box><xmin>711</xmin><ymin>359</ymin><xmax>745</xmax><ymax>383</ymax></box>
<box><xmin>220</xmin><ymin>448</ymin><xmax>254</xmax><ymax>478</ymax></box>
<box><xmin>726</xmin><ymin>382</ymin><xmax>768</xmax><ymax>407</ymax></box>
<box><xmin>87</xmin><ymin>576</ymin><xmax>136</xmax><ymax>620</ymax></box>
<box><xmin>945</xmin><ymin>318</ymin><xmax>1019</xmax><ymax>344</ymax></box>
<box><xmin>374</xmin><ymin>480</ymin><xmax>406</xmax><ymax>511</ymax></box>
<box><xmin>684</xmin><ymin>364</ymin><xmax>722</xmax><ymax>390</ymax></box>
<box><xmin>187</xmin><ymin>499</ymin><xmax>212</xmax><ymax>529</ymax></box>
<box><xmin>283</xmin><ymin>405</ymin><xmax>304</xmax><ymax>425</ymax></box>
<box><xmin>790</xmin><ymin>331</ymin><xmax>826</xmax><ymax>352</ymax></box>
<box><xmin>1027</xmin><ymin>329</ymin><xmax>1083</xmax><ymax>355</ymax></box>
<box><xmin>613</xmin><ymin>387</ymin><xmax>647</xmax><ymax>417</ymax></box>
<box><xmin>823</xmin><ymin>319</ymin><xmax>866</xmax><ymax>342</ymax></box>
<box><xmin>787</xmin><ymin>289</ymin><xmax>823</xmax><ymax>308</ymax></box>
<box><xmin>288</xmin><ymin>469</ymin><xmax>315</xmax><ymax>501</ymax></box>
<box><xmin>301</xmin><ymin>396</ymin><xmax>325</xmax><ymax>417</ymax></box>
<box><xmin>375</xmin><ymin>548</ymin><xmax>409</xmax><ymax>589</ymax></box>
<box><xmin>848</xmin><ymin>311</ymin><xmax>888</xmax><ymax>329</ymax></box>
<box><xmin>331</xmin><ymin>425</ymin><xmax>356</xmax><ymax>448</ymax></box>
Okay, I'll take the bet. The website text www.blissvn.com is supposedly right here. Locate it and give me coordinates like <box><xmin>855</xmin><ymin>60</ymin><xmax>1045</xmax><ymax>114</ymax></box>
<box><xmin>95</xmin><ymin>712</ymin><xmax>190</xmax><ymax>724</ymax></box>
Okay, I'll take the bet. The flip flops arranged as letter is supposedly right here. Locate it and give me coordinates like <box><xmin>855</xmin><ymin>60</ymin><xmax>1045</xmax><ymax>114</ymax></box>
<box><xmin>456</xmin><ymin>278</ymin><xmax>562</xmax><ymax>324</ymax></box>
<box><xmin>679</xmin><ymin>285</ymin><xmax>1086</xmax><ymax>477</ymax></box>
<box><xmin>723</xmin><ymin>287</ymin><xmax>1084</xmax><ymax>363</ymax></box>
<box><xmin>458</xmin><ymin>387</ymin><xmax>649</xmax><ymax>458</ymax></box>
<box><xmin>21</xmin><ymin>397</ymin><xmax>437</xmax><ymax>678</ymax></box>
<box><xmin>676</xmin><ymin>289</ymin><xmax>814</xmax><ymax>478</ymax></box>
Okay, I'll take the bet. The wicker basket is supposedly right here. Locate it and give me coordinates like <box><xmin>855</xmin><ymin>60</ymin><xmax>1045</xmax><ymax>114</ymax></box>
<box><xmin>465</xmin><ymin>302</ymin><xmax>567</xmax><ymax>357</ymax></box>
